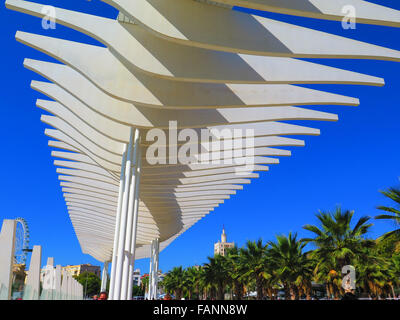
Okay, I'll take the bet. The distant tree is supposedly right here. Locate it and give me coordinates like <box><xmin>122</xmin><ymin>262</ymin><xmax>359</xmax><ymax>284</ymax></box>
<box><xmin>74</xmin><ymin>271</ymin><xmax>101</xmax><ymax>298</ymax></box>
<box><xmin>132</xmin><ymin>285</ymin><xmax>144</xmax><ymax>297</ymax></box>
<box><xmin>141</xmin><ymin>274</ymin><xmax>149</xmax><ymax>297</ymax></box>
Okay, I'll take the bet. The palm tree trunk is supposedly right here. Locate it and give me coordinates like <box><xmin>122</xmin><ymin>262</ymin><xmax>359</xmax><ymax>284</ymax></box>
<box><xmin>271</xmin><ymin>288</ymin><xmax>277</xmax><ymax>300</ymax></box>
<box><xmin>306</xmin><ymin>285</ymin><xmax>312</xmax><ymax>300</ymax></box>
<box><xmin>218</xmin><ymin>283</ymin><xmax>224</xmax><ymax>300</ymax></box>
<box><xmin>326</xmin><ymin>284</ymin><xmax>331</xmax><ymax>300</ymax></box>
<box><xmin>256</xmin><ymin>277</ymin><xmax>263</xmax><ymax>300</ymax></box>
<box><xmin>391</xmin><ymin>285</ymin><xmax>396</xmax><ymax>299</ymax></box>
<box><xmin>290</xmin><ymin>285</ymin><xmax>299</xmax><ymax>300</ymax></box>
<box><xmin>265</xmin><ymin>288</ymin><xmax>271</xmax><ymax>300</ymax></box>
<box><xmin>334</xmin><ymin>288</ymin><xmax>340</xmax><ymax>300</ymax></box>
<box><xmin>176</xmin><ymin>289</ymin><xmax>182</xmax><ymax>300</ymax></box>
<box><xmin>297</xmin><ymin>286</ymin><xmax>303</xmax><ymax>299</ymax></box>
<box><xmin>284</xmin><ymin>282</ymin><xmax>291</xmax><ymax>300</ymax></box>
<box><xmin>233</xmin><ymin>281</ymin><xmax>243</xmax><ymax>300</ymax></box>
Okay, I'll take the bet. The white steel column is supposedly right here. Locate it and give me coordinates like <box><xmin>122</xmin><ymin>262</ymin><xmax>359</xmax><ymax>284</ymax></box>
<box><xmin>150</xmin><ymin>241</ymin><xmax>155</xmax><ymax>300</ymax></box>
<box><xmin>121</xmin><ymin>128</ymin><xmax>141</xmax><ymax>300</ymax></box>
<box><xmin>109</xmin><ymin>146</ymin><xmax>127</xmax><ymax>300</ymax></box>
<box><xmin>100</xmin><ymin>261</ymin><xmax>109</xmax><ymax>293</ymax></box>
<box><xmin>114</xmin><ymin>128</ymin><xmax>141</xmax><ymax>300</ymax></box>
<box><xmin>149</xmin><ymin>239</ymin><xmax>160</xmax><ymax>300</ymax></box>
<box><xmin>127</xmin><ymin>149</ymin><xmax>142</xmax><ymax>300</ymax></box>
<box><xmin>152</xmin><ymin>238</ymin><xmax>160</xmax><ymax>300</ymax></box>
<box><xmin>113</xmin><ymin>128</ymin><xmax>135</xmax><ymax>300</ymax></box>
<box><xmin>148</xmin><ymin>240</ymin><xmax>154</xmax><ymax>300</ymax></box>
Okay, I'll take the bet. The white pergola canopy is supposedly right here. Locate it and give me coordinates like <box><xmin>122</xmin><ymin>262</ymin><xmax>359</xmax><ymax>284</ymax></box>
<box><xmin>5</xmin><ymin>0</ymin><xmax>400</xmax><ymax>293</ymax></box>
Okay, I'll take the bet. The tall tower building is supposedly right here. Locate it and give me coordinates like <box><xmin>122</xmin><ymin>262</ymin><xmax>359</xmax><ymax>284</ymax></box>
<box><xmin>214</xmin><ymin>227</ymin><xmax>234</xmax><ymax>256</ymax></box>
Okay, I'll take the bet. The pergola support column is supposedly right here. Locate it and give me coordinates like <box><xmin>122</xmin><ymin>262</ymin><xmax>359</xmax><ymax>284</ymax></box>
<box><xmin>148</xmin><ymin>240</ymin><xmax>154</xmax><ymax>300</ymax></box>
<box><xmin>152</xmin><ymin>238</ymin><xmax>160</xmax><ymax>300</ymax></box>
<box><xmin>121</xmin><ymin>130</ymin><xmax>141</xmax><ymax>300</ymax></box>
<box><xmin>100</xmin><ymin>261</ymin><xmax>109</xmax><ymax>293</ymax></box>
<box><xmin>127</xmin><ymin>152</ymin><xmax>142</xmax><ymax>300</ymax></box>
<box><xmin>148</xmin><ymin>238</ymin><xmax>160</xmax><ymax>300</ymax></box>
<box><xmin>109</xmin><ymin>146</ymin><xmax>127</xmax><ymax>300</ymax></box>
<box><xmin>110</xmin><ymin>127</ymin><xmax>141</xmax><ymax>300</ymax></box>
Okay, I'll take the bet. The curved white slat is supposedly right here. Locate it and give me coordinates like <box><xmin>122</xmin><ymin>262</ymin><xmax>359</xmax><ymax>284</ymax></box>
<box><xmin>10</xmin><ymin>6</ymin><xmax>385</xmax><ymax>85</ymax></box>
<box><xmin>104</xmin><ymin>0</ymin><xmax>400</xmax><ymax>60</ymax></box>
<box><xmin>211</xmin><ymin>0</ymin><xmax>400</xmax><ymax>28</ymax></box>
<box><xmin>25</xmin><ymin>58</ymin><xmax>359</xmax><ymax>110</ymax></box>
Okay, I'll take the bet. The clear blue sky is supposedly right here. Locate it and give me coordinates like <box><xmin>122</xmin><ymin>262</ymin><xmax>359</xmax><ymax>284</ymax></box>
<box><xmin>1</xmin><ymin>0</ymin><xmax>399</xmax><ymax>275</ymax></box>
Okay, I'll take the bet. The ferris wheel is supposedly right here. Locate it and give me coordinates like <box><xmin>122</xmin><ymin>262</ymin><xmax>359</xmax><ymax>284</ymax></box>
<box><xmin>14</xmin><ymin>218</ymin><xmax>30</xmax><ymax>265</ymax></box>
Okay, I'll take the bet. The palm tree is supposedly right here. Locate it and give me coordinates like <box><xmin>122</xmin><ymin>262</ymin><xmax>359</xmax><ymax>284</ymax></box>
<box><xmin>183</xmin><ymin>266</ymin><xmax>203</xmax><ymax>300</ymax></box>
<box><xmin>240</xmin><ymin>239</ymin><xmax>268</xmax><ymax>300</ymax></box>
<box><xmin>163</xmin><ymin>266</ymin><xmax>185</xmax><ymax>299</ymax></box>
<box><xmin>193</xmin><ymin>266</ymin><xmax>206</xmax><ymax>300</ymax></box>
<box><xmin>356</xmin><ymin>244</ymin><xmax>390</xmax><ymax>299</ymax></box>
<box><xmin>203</xmin><ymin>254</ymin><xmax>229</xmax><ymax>300</ymax></box>
<box><xmin>312</xmin><ymin>254</ymin><xmax>342</xmax><ymax>299</ymax></box>
<box><xmin>199</xmin><ymin>272</ymin><xmax>212</xmax><ymax>300</ymax></box>
<box><xmin>302</xmin><ymin>207</ymin><xmax>373</xmax><ymax>299</ymax></box>
<box><xmin>356</xmin><ymin>239</ymin><xmax>400</xmax><ymax>299</ymax></box>
<box><xmin>375</xmin><ymin>187</ymin><xmax>400</xmax><ymax>239</ymax></box>
<box><xmin>225</xmin><ymin>246</ymin><xmax>246</xmax><ymax>300</ymax></box>
<box><xmin>189</xmin><ymin>266</ymin><xmax>207</xmax><ymax>300</ymax></box>
<box><xmin>260</xmin><ymin>263</ymin><xmax>279</xmax><ymax>300</ymax></box>
<box><xmin>268</xmin><ymin>232</ymin><xmax>314</xmax><ymax>300</ymax></box>
<box><xmin>389</xmin><ymin>254</ymin><xmax>400</xmax><ymax>297</ymax></box>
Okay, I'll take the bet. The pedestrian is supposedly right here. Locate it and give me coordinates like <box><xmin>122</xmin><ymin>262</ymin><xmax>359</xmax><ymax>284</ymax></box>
<box><xmin>98</xmin><ymin>292</ymin><xmax>108</xmax><ymax>300</ymax></box>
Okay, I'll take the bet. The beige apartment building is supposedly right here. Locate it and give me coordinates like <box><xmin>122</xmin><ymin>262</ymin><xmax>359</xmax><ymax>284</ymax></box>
<box><xmin>62</xmin><ymin>264</ymin><xmax>101</xmax><ymax>278</ymax></box>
